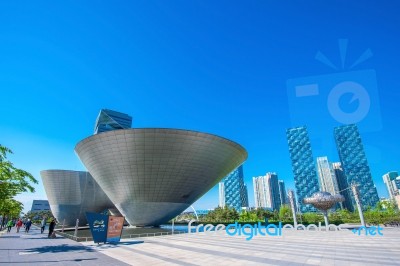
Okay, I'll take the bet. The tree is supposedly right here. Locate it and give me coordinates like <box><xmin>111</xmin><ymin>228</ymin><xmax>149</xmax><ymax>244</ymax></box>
<box><xmin>279</xmin><ymin>204</ymin><xmax>292</xmax><ymax>223</ymax></box>
<box><xmin>0</xmin><ymin>198</ymin><xmax>24</xmax><ymax>229</ymax></box>
<box><xmin>0</xmin><ymin>145</ymin><xmax>38</xmax><ymax>201</ymax></box>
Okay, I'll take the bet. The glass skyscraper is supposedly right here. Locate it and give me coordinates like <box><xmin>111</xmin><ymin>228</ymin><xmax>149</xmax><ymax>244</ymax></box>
<box><xmin>219</xmin><ymin>165</ymin><xmax>249</xmax><ymax>211</ymax></box>
<box><xmin>278</xmin><ymin>180</ymin><xmax>288</xmax><ymax>206</ymax></box>
<box><xmin>332</xmin><ymin>162</ymin><xmax>352</xmax><ymax>210</ymax></box>
<box><xmin>94</xmin><ymin>109</ymin><xmax>132</xmax><ymax>134</ymax></box>
<box><xmin>253</xmin><ymin>173</ymin><xmax>282</xmax><ymax>211</ymax></box>
<box><xmin>334</xmin><ymin>124</ymin><xmax>379</xmax><ymax>210</ymax></box>
<box><xmin>286</xmin><ymin>126</ymin><xmax>319</xmax><ymax>212</ymax></box>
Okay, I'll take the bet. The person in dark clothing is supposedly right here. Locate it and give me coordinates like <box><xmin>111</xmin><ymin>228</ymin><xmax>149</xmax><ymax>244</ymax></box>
<box><xmin>24</xmin><ymin>219</ymin><xmax>32</xmax><ymax>233</ymax></box>
<box><xmin>48</xmin><ymin>218</ymin><xmax>56</xmax><ymax>238</ymax></box>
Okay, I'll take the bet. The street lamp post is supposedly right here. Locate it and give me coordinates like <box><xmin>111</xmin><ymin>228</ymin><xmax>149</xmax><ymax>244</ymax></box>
<box><xmin>351</xmin><ymin>184</ymin><xmax>366</xmax><ymax>227</ymax></box>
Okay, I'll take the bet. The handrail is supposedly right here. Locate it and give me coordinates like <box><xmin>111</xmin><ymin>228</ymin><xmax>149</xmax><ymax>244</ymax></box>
<box><xmin>55</xmin><ymin>229</ymin><xmax>187</xmax><ymax>242</ymax></box>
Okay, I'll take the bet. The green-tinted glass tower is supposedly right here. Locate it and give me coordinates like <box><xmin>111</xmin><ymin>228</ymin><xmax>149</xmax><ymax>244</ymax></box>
<box><xmin>286</xmin><ymin>126</ymin><xmax>319</xmax><ymax>212</ymax></box>
<box><xmin>334</xmin><ymin>124</ymin><xmax>379</xmax><ymax>211</ymax></box>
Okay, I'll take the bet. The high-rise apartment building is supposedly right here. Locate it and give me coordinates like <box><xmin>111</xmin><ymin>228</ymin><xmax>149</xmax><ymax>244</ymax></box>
<box><xmin>219</xmin><ymin>165</ymin><xmax>249</xmax><ymax>211</ymax></box>
<box><xmin>286</xmin><ymin>126</ymin><xmax>319</xmax><ymax>212</ymax></box>
<box><xmin>94</xmin><ymin>109</ymin><xmax>132</xmax><ymax>134</ymax></box>
<box><xmin>278</xmin><ymin>180</ymin><xmax>288</xmax><ymax>206</ymax></box>
<box><xmin>334</xmin><ymin>124</ymin><xmax>379</xmax><ymax>210</ymax></box>
<box><xmin>316</xmin><ymin>157</ymin><xmax>340</xmax><ymax>195</ymax></box>
<box><xmin>383</xmin><ymin>171</ymin><xmax>400</xmax><ymax>200</ymax></box>
<box><xmin>332</xmin><ymin>162</ymin><xmax>352</xmax><ymax>210</ymax></box>
<box><xmin>253</xmin><ymin>173</ymin><xmax>281</xmax><ymax>211</ymax></box>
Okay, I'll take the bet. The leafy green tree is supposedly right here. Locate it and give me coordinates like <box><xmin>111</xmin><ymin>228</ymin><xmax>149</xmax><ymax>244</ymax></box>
<box><xmin>279</xmin><ymin>204</ymin><xmax>292</xmax><ymax>222</ymax></box>
<box><xmin>239</xmin><ymin>210</ymin><xmax>258</xmax><ymax>222</ymax></box>
<box><xmin>0</xmin><ymin>145</ymin><xmax>38</xmax><ymax>201</ymax></box>
<box><xmin>302</xmin><ymin>212</ymin><xmax>324</xmax><ymax>224</ymax></box>
<box><xmin>0</xmin><ymin>198</ymin><xmax>24</xmax><ymax>229</ymax></box>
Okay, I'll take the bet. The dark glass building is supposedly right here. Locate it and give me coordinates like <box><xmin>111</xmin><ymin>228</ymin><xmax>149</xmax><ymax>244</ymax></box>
<box><xmin>332</xmin><ymin>162</ymin><xmax>352</xmax><ymax>210</ymax></box>
<box><xmin>94</xmin><ymin>109</ymin><xmax>132</xmax><ymax>134</ymax></box>
<box><xmin>286</xmin><ymin>126</ymin><xmax>319</xmax><ymax>212</ymax></box>
<box><xmin>278</xmin><ymin>180</ymin><xmax>288</xmax><ymax>206</ymax></box>
<box><xmin>334</xmin><ymin>124</ymin><xmax>379</xmax><ymax>210</ymax></box>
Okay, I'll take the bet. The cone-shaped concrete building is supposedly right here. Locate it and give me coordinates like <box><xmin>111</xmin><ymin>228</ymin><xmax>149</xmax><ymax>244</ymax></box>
<box><xmin>40</xmin><ymin>170</ymin><xmax>115</xmax><ymax>226</ymax></box>
<box><xmin>75</xmin><ymin>128</ymin><xmax>247</xmax><ymax>226</ymax></box>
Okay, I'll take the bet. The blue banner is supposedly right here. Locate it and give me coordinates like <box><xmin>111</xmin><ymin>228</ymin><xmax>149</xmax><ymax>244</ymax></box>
<box><xmin>86</xmin><ymin>212</ymin><xmax>108</xmax><ymax>243</ymax></box>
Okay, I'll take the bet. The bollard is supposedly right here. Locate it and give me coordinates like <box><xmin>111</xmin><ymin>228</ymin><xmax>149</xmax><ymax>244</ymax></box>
<box><xmin>62</xmin><ymin>219</ymin><xmax>65</xmax><ymax>233</ymax></box>
<box><xmin>74</xmin><ymin>219</ymin><xmax>79</xmax><ymax>237</ymax></box>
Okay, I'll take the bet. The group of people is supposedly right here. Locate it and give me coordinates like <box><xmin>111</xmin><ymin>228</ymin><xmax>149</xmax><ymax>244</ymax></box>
<box><xmin>5</xmin><ymin>217</ymin><xmax>57</xmax><ymax>237</ymax></box>
<box><xmin>6</xmin><ymin>218</ymin><xmax>32</xmax><ymax>233</ymax></box>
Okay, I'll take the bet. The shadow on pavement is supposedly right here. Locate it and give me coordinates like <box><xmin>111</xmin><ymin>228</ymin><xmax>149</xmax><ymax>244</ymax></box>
<box><xmin>0</xmin><ymin>258</ymin><xmax>98</xmax><ymax>264</ymax></box>
<box><xmin>25</xmin><ymin>244</ymin><xmax>94</xmax><ymax>254</ymax></box>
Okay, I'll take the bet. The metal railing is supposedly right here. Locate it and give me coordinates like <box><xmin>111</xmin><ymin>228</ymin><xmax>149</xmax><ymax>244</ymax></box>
<box><xmin>55</xmin><ymin>229</ymin><xmax>187</xmax><ymax>242</ymax></box>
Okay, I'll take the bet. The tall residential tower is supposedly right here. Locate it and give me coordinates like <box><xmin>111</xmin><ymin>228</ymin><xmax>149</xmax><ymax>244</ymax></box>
<box><xmin>383</xmin><ymin>171</ymin><xmax>400</xmax><ymax>200</ymax></box>
<box><xmin>253</xmin><ymin>172</ymin><xmax>281</xmax><ymax>211</ymax></box>
<box><xmin>219</xmin><ymin>165</ymin><xmax>249</xmax><ymax>211</ymax></box>
<box><xmin>286</xmin><ymin>126</ymin><xmax>319</xmax><ymax>212</ymax></box>
<box><xmin>334</xmin><ymin>124</ymin><xmax>379</xmax><ymax>210</ymax></box>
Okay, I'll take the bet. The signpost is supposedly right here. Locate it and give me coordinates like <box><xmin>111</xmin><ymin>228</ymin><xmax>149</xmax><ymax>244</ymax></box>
<box><xmin>86</xmin><ymin>212</ymin><xmax>124</xmax><ymax>244</ymax></box>
<box><xmin>107</xmin><ymin>216</ymin><xmax>124</xmax><ymax>242</ymax></box>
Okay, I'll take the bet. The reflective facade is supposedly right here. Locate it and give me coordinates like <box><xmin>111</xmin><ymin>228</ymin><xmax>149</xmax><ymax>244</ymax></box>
<box><xmin>286</xmin><ymin>126</ymin><xmax>318</xmax><ymax>212</ymax></box>
<box><xmin>332</xmin><ymin>162</ymin><xmax>352</xmax><ymax>210</ymax></box>
<box><xmin>253</xmin><ymin>173</ymin><xmax>281</xmax><ymax>211</ymax></box>
<box><xmin>40</xmin><ymin>170</ymin><xmax>115</xmax><ymax>225</ymax></box>
<box><xmin>94</xmin><ymin>109</ymin><xmax>132</xmax><ymax>134</ymax></box>
<box><xmin>75</xmin><ymin>128</ymin><xmax>247</xmax><ymax>226</ymax></box>
<box><xmin>219</xmin><ymin>165</ymin><xmax>249</xmax><ymax>211</ymax></box>
<box><xmin>31</xmin><ymin>200</ymin><xmax>50</xmax><ymax>212</ymax></box>
<box><xmin>278</xmin><ymin>180</ymin><xmax>288</xmax><ymax>206</ymax></box>
<box><xmin>334</xmin><ymin>124</ymin><xmax>379</xmax><ymax>210</ymax></box>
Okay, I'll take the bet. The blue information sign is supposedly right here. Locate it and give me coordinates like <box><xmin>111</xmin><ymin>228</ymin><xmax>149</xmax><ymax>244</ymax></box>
<box><xmin>86</xmin><ymin>212</ymin><xmax>109</xmax><ymax>243</ymax></box>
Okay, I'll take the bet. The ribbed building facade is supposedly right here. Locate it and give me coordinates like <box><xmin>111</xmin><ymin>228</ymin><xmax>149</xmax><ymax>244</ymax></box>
<box><xmin>286</xmin><ymin>126</ymin><xmax>319</xmax><ymax>212</ymax></box>
<box><xmin>40</xmin><ymin>170</ymin><xmax>115</xmax><ymax>225</ymax></box>
<box><xmin>76</xmin><ymin>128</ymin><xmax>247</xmax><ymax>226</ymax></box>
<box><xmin>334</xmin><ymin>124</ymin><xmax>379</xmax><ymax>210</ymax></box>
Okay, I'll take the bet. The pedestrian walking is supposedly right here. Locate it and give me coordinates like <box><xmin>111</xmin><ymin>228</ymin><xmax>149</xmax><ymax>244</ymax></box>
<box><xmin>6</xmin><ymin>220</ymin><xmax>13</xmax><ymax>233</ymax></box>
<box><xmin>48</xmin><ymin>218</ymin><xmax>56</xmax><ymax>238</ymax></box>
<box><xmin>40</xmin><ymin>218</ymin><xmax>46</xmax><ymax>234</ymax></box>
<box><xmin>25</xmin><ymin>219</ymin><xmax>32</xmax><ymax>233</ymax></box>
<box><xmin>16</xmin><ymin>219</ymin><xmax>23</xmax><ymax>233</ymax></box>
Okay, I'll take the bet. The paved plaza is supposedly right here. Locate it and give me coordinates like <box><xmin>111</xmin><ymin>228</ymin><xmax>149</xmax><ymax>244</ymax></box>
<box><xmin>0</xmin><ymin>226</ymin><xmax>128</xmax><ymax>265</ymax></box>
<box><xmin>82</xmin><ymin>227</ymin><xmax>400</xmax><ymax>265</ymax></box>
<box><xmin>1</xmin><ymin>225</ymin><xmax>400</xmax><ymax>265</ymax></box>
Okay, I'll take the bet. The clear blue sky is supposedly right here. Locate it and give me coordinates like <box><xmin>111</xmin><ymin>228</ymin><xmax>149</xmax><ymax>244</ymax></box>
<box><xmin>1</xmin><ymin>1</ymin><xmax>399</xmax><ymax>213</ymax></box>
